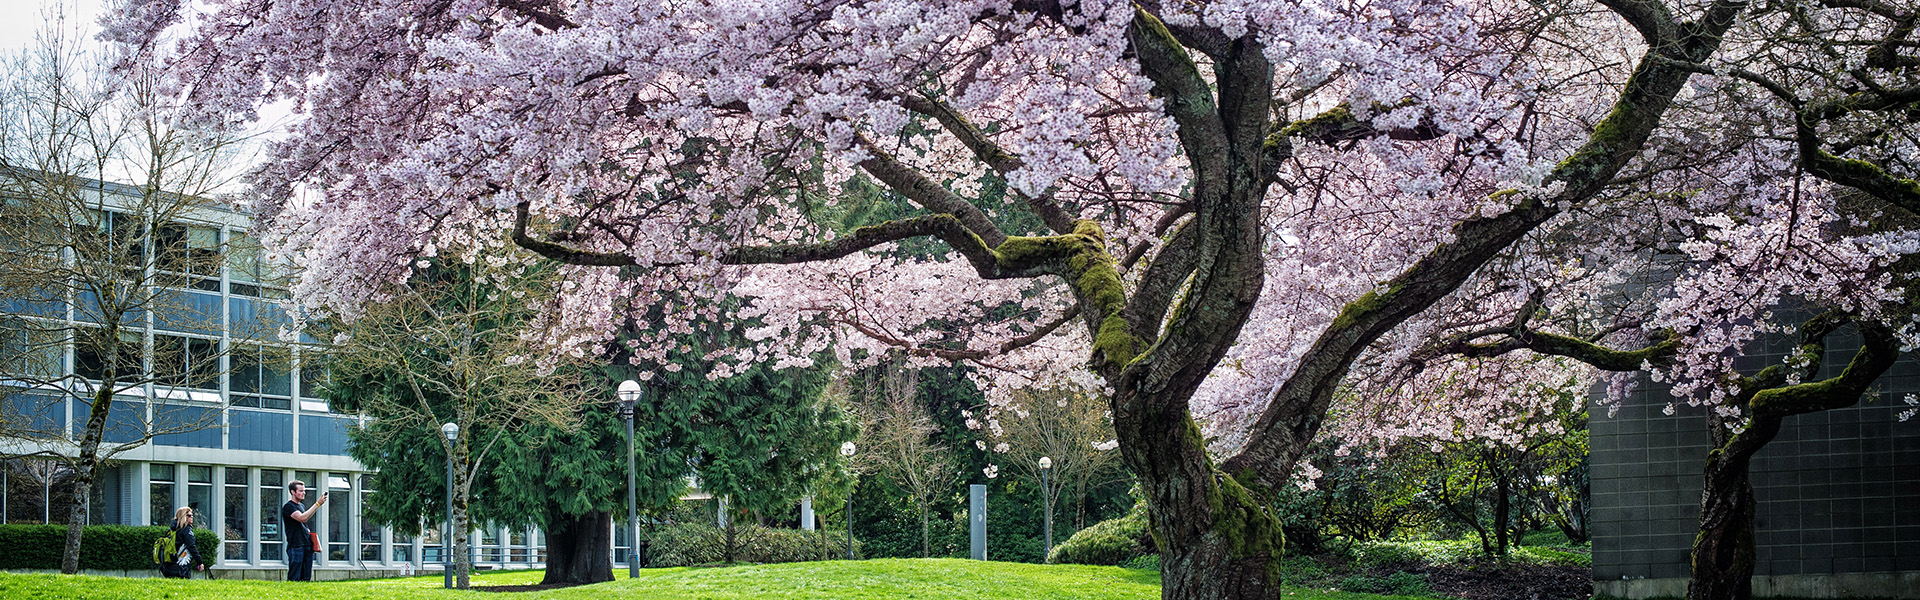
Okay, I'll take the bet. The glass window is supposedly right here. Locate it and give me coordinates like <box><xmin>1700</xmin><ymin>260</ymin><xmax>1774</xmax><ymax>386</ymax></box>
<box><xmin>73</xmin><ymin>328</ymin><xmax>139</xmax><ymax>382</ymax></box>
<box><xmin>154</xmin><ymin>335</ymin><xmax>220</xmax><ymax>391</ymax></box>
<box><xmin>79</xmin><ymin>210</ymin><xmax>143</xmax><ymax>268</ymax></box>
<box><xmin>260</xmin><ymin>470</ymin><xmax>283</xmax><ymax>562</ymax></box>
<box><xmin>392</xmin><ymin>530</ymin><xmax>412</xmax><ymax>563</ymax></box>
<box><xmin>0</xmin><ymin>318</ymin><xmax>62</xmax><ymax>379</ymax></box>
<box><xmin>509</xmin><ymin>529</ymin><xmax>527</xmax><ymax>563</ymax></box>
<box><xmin>298</xmin><ymin>354</ymin><xmax>329</xmax><ymax>412</ymax></box>
<box><xmin>359</xmin><ymin>475</ymin><xmax>380</xmax><ymax>563</ymax></box>
<box><xmin>150</xmin><ymin>464</ymin><xmax>175</xmax><ymax>526</ymax></box>
<box><xmin>187</xmin><ymin>466</ymin><xmax>213</xmax><ymax>528</ymax></box>
<box><xmin>327</xmin><ymin>474</ymin><xmax>352</xmax><ymax>562</ymax></box>
<box><xmin>226</xmin><ymin>234</ymin><xmax>287</xmax><ymax>298</ymax></box>
<box><xmin>224</xmin><ymin>467</ymin><xmax>249</xmax><ymax>562</ymax></box>
<box><xmin>478</xmin><ymin>526</ymin><xmax>499</xmax><ymax>563</ymax></box>
<box><xmin>420</xmin><ymin>523</ymin><xmax>442</xmax><ymax>564</ymax></box>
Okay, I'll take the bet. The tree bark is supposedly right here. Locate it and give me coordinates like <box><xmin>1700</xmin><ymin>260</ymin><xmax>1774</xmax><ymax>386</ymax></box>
<box><xmin>1680</xmin><ymin>318</ymin><xmax>1896</xmax><ymax>600</ymax></box>
<box><xmin>540</xmin><ymin>510</ymin><xmax>614</xmax><ymax>585</ymax></box>
<box><xmin>1688</xmin><ymin>446</ymin><xmax>1759</xmax><ymax>600</ymax></box>
<box><xmin>1114</xmin><ymin>386</ymin><xmax>1285</xmax><ymax>599</ymax></box>
<box><xmin>1494</xmin><ymin>464</ymin><xmax>1511</xmax><ymax>557</ymax></box>
<box><xmin>61</xmin><ymin>384</ymin><xmax>114</xmax><ymax>574</ymax></box>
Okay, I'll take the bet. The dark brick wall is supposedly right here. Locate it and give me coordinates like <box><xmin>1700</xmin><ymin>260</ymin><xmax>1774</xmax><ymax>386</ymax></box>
<box><xmin>1590</xmin><ymin>327</ymin><xmax>1920</xmax><ymax>580</ymax></box>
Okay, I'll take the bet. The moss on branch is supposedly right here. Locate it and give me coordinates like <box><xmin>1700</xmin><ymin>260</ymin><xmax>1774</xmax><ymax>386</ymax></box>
<box><xmin>992</xmin><ymin>220</ymin><xmax>1141</xmax><ymax>370</ymax></box>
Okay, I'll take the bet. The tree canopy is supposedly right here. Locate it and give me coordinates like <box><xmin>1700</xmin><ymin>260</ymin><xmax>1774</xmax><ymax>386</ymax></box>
<box><xmin>109</xmin><ymin>1</ymin><xmax>1920</xmax><ymax>598</ymax></box>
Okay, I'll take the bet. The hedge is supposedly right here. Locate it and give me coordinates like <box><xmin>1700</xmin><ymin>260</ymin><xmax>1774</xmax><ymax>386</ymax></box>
<box><xmin>1046</xmin><ymin>500</ymin><xmax>1153</xmax><ymax>566</ymax></box>
<box><xmin>0</xmin><ymin>524</ymin><xmax>218</xmax><ymax>571</ymax></box>
<box><xmin>648</xmin><ymin>522</ymin><xmax>860</xmax><ymax>566</ymax></box>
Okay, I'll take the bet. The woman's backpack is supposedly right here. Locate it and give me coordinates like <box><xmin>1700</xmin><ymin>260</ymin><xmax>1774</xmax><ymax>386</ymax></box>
<box><xmin>151</xmin><ymin>532</ymin><xmax>178</xmax><ymax>565</ymax></box>
<box><xmin>152</xmin><ymin>527</ymin><xmax>192</xmax><ymax>566</ymax></box>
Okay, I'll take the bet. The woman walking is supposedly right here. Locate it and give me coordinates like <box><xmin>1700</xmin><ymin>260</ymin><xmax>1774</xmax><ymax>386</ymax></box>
<box><xmin>161</xmin><ymin>507</ymin><xmax>205</xmax><ymax>579</ymax></box>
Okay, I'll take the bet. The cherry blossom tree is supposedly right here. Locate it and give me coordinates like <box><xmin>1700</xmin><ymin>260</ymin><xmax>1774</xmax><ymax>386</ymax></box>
<box><xmin>106</xmin><ymin>0</ymin><xmax>1916</xmax><ymax>597</ymax></box>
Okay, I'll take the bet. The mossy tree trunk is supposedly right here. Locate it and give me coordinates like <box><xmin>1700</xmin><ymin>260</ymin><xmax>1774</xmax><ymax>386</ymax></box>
<box><xmin>1685</xmin><ymin>317</ymin><xmax>1897</xmax><ymax>600</ymax></box>
<box><xmin>1691</xmin><ymin>440</ymin><xmax>1760</xmax><ymax>600</ymax></box>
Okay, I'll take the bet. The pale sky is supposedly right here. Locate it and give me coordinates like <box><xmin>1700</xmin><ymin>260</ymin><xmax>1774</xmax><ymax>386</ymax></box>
<box><xmin>0</xmin><ymin>0</ymin><xmax>295</xmax><ymax>194</ymax></box>
<box><xmin>0</xmin><ymin>0</ymin><xmax>101</xmax><ymax>53</ymax></box>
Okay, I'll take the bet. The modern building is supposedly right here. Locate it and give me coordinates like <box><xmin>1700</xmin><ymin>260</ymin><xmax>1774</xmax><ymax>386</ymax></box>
<box><xmin>1589</xmin><ymin>325</ymin><xmax>1920</xmax><ymax>598</ymax></box>
<box><xmin>0</xmin><ymin>174</ymin><xmax>579</xmax><ymax>578</ymax></box>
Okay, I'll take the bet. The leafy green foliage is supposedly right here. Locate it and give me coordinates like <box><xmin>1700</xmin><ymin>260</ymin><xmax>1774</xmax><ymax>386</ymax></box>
<box><xmin>0</xmin><ymin>525</ymin><xmax>214</xmax><ymax>570</ymax></box>
<box><xmin>1353</xmin><ymin>540</ymin><xmax>1590</xmax><ymax>568</ymax></box>
<box><xmin>1047</xmin><ymin>500</ymin><xmax>1152</xmax><ymax>566</ymax></box>
<box><xmin>648</xmin><ymin>521</ymin><xmax>859</xmax><ymax>566</ymax></box>
<box><xmin>650</xmin><ymin>356</ymin><xmax>852</xmax><ymax>520</ymax></box>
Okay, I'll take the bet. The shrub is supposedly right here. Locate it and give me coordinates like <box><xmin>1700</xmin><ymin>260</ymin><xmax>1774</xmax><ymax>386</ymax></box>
<box><xmin>1513</xmin><ymin>546</ymin><xmax>1591</xmax><ymax>568</ymax></box>
<box><xmin>1117</xmin><ymin>554</ymin><xmax>1159</xmax><ymax>571</ymax></box>
<box><xmin>1353</xmin><ymin>538</ymin><xmax>1592</xmax><ymax>568</ymax></box>
<box><xmin>1046</xmin><ymin>501</ymin><xmax>1152</xmax><ymax>566</ymax></box>
<box><xmin>1339</xmin><ymin>571</ymin><xmax>1433</xmax><ymax>597</ymax></box>
<box><xmin>1274</xmin><ymin>555</ymin><xmax>1327</xmax><ymax>586</ymax></box>
<box><xmin>647</xmin><ymin>522</ymin><xmax>858</xmax><ymax>566</ymax></box>
<box><xmin>0</xmin><ymin>524</ymin><xmax>217</xmax><ymax>571</ymax></box>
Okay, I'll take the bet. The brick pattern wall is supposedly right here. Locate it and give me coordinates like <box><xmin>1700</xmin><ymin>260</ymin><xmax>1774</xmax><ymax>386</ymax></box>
<box><xmin>1590</xmin><ymin>327</ymin><xmax>1920</xmax><ymax>580</ymax></box>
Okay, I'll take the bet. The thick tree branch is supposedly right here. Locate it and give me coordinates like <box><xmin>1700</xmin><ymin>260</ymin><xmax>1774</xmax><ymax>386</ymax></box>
<box><xmin>496</xmin><ymin>0</ymin><xmax>578</xmax><ymax>30</ymax></box>
<box><xmin>1751</xmin><ymin>319</ymin><xmax>1896</xmax><ymax>420</ymax></box>
<box><xmin>1123</xmin><ymin>217</ymin><xmax>1201</xmax><ymax>345</ymax></box>
<box><xmin>1445</xmin><ymin>327</ymin><xmax>1681</xmax><ymax>371</ymax></box>
<box><xmin>1597</xmin><ymin>0</ymin><xmax>1679</xmax><ymax>46</ymax></box>
<box><xmin>855</xmin><ymin>135</ymin><xmax>1010</xmax><ymax>248</ymax></box>
<box><xmin>899</xmin><ymin>94</ymin><xmax>1076</xmax><ymax>233</ymax></box>
<box><xmin>1223</xmin><ymin>26</ymin><xmax>1747</xmax><ymax>494</ymax></box>
<box><xmin>1127</xmin><ymin>8</ymin><xmax>1231</xmax><ymax>211</ymax></box>
<box><xmin>1795</xmin><ymin>87</ymin><xmax>1920</xmax><ymax>213</ymax></box>
<box><xmin>512</xmin><ymin>201</ymin><xmax>1034</xmax><ymax>279</ymax></box>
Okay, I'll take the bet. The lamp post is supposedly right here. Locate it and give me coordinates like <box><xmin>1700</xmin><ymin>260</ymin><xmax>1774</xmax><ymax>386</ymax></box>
<box><xmin>840</xmin><ymin>441</ymin><xmax>856</xmax><ymax>560</ymax></box>
<box><xmin>1039</xmin><ymin>456</ymin><xmax>1053</xmax><ymax>561</ymax></box>
<box><xmin>441</xmin><ymin>422</ymin><xmax>458</xmax><ymax>589</ymax></box>
<box><xmin>617</xmin><ymin>379</ymin><xmax>644</xmax><ymax>578</ymax></box>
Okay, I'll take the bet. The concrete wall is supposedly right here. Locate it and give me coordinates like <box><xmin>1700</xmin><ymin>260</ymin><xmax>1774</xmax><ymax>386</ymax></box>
<box><xmin>1590</xmin><ymin>326</ymin><xmax>1920</xmax><ymax>598</ymax></box>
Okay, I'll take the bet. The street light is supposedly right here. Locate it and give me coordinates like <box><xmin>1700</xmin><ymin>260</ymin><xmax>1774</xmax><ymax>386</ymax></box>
<box><xmin>617</xmin><ymin>379</ymin><xmax>644</xmax><ymax>578</ymax></box>
<box><xmin>441</xmin><ymin>422</ymin><xmax>458</xmax><ymax>589</ymax></box>
<box><xmin>1038</xmin><ymin>456</ymin><xmax>1053</xmax><ymax>562</ymax></box>
<box><xmin>840</xmin><ymin>441</ymin><xmax>856</xmax><ymax>560</ymax></box>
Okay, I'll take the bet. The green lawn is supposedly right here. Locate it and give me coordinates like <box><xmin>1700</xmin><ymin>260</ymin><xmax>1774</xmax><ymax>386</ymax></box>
<box><xmin>0</xmin><ymin>559</ymin><xmax>1429</xmax><ymax>600</ymax></box>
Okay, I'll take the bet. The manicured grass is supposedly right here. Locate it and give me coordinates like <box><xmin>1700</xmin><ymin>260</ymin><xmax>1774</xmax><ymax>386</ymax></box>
<box><xmin>0</xmin><ymin>558</ymin><xmax>1429</xmax><ymax>600</ymax></box>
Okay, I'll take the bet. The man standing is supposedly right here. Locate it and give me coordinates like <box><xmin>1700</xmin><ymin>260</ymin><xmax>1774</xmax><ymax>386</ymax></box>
<box><xmin>281</xmin><ymin>480</ymin><xmax>328</xmax><ymax>581</ymax></box>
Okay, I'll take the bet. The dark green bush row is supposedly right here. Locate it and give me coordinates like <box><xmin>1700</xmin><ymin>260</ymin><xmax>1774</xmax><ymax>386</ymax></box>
<box><xmin>1046</xmin><ymin>500</ymin><xmax>1152</xmax><ymax>566</ymax></box>
<box><xmin>0</xmin><ymin>524</ymin><xmax>217</xmax><ymax>571</ymax></box>
<box><xmin>648</xmin><ymin>522</ymin><xmax>859</xmax><ymax>566</ymax></box>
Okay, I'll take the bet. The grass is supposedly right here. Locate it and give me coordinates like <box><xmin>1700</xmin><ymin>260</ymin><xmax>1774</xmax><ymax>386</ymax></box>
<box><xmin>0</xmin><ymin>559</ymin><xmax>1434</xmax><ymax>600</ymax></box>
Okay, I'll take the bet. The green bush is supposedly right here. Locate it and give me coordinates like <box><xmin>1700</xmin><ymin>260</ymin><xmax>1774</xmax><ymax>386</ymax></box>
<box><xmin>0</xmin><ymin>524</ymin><xmax>217</xmax><ymax>571</ymax></box>
<box><xmin>1353</xmin><ymin>538</ymin><xmax>1592</xmax><ymax>568</ymax></box>
<box><xmin>1513</xmin><ymin>545</ymin><xmax>1591</xmax><ymax>568</ymax></box>
<box><xmin>1339</xmin><ymin>571</ymin><xmax>1433</xmax><ymax>597</ymax></box>
<box><xmin>1274</xmin><ymin>555</ymin><xmax>1328</xmax><ymax>586</ymax></box>
<box><xmin>1046</xmin><ymin>501</ymin><xmax>1152</xmax><ymax>566</ymax></box>
<box><xmin>648</xmin><ymin>522</ymin><xmax>858</xmax><ymax>566</ymax></box>
<box><xmin>1116</xmin><ymin>554</ymin><xmax>1159</xmax><ymax>571</ymax></box>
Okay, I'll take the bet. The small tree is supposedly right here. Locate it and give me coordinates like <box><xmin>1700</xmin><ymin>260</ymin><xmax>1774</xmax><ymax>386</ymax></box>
<box><xmin>983</xmin><ymin>387</ymin><xmax>1123</xmax><ymax>534</ymax></box>
<box><xmin>853</xmin><ymin>360</ymin><xmax>959</xmax><ymax>558</ymax></box>
<box><xmin>0</xmin><ymin>13</ymin><xmax>243</xmax><ymax>573</ymax></box>
<box><xmin>321</xmin><ymin>250</ymin><xmax>587</xmax><ymax>589</ymax></box>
